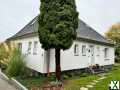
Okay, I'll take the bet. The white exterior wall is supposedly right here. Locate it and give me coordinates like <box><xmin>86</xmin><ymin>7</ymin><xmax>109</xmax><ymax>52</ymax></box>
<box><xmin>11</xmin><ymin>36</ymin><xmax>45</xmax><ymax>73</ymax></box>
<box><xmin>11</xmin><ymin>36</ymin><xmax>115</xmax><ymax>73</ymax></box>
<box><xmin>46</xmin><ymin>40</ymin><xmax>115</xmax><ymax>73</ymax></box>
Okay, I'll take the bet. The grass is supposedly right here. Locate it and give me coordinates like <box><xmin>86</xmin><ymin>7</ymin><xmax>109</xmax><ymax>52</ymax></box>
<box><xmin>64</xmin><ymin>75</ymin><xmax>99</xmax><ymax>90</ymax></box>
<box><xmin>15</xmin><ymin>73</ymin><xmax>98</xmax><ymax>90</ymax></box>
<box><xmin>15</xmin><ymin>74</ymin><xmax>56</xmax><ymax>89</ymax></box>
<box><xmin>15</xmin><ymin>76</ymin><xmax>47</xmax><ymax>89</ymax></box>
<box><xmin>89</xmin><ymin>64</ymin><xmax>120</xmax><ymax>90</ymax></box>
<box><xmin>15</xmin><ymin>64</ymin><xmax>120</xmax><ymax>90</ymax></box>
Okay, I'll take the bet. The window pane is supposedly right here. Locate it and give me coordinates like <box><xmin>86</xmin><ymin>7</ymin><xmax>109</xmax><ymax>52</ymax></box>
<box><xmin>28</xmin><ymin>42</ymin><xmax>32</xmax><ymax>54</ymax></box>
<box><xmin>18</xmin><ymin>43</ymin><xmax>22</xmax><ymax>52</ymax></box>
<box><xmin>104</xmin><ymin>48</ymin><xmax>109</xmax><ymax>58</ymax></box>
<box><xmin>97</xmin><ymin>47</ymin><xmax>100</xmax><ymax>56</ymax></box>
<box><xmin>33</xmin><ymin>41</ymin><xmax>38</xmax><ymax>55</ymax></box>
<box><xmin>82</xmin><ymin>45</ymin><xmax>86</xmax><ymax>56</ymax></box>
<box><xmin>74</xmin><ymin>44</ymin><xmax>79</xmax><ymax>56</ymax></box>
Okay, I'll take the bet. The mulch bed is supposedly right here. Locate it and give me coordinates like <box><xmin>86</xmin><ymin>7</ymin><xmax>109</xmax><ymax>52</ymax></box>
<box><xmin>31</xmin><ymin>85</ymin><xmax>64</xmax><ymax>90</ymax></box>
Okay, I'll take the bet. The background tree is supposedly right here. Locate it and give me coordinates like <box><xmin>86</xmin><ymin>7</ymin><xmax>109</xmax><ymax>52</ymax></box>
<box><xmin>38</xmin><ymin>0</ymin><xmax>78</xmax><ymax>81</ymax></box>
<box><xmin>105</xmin><ymin>23</ymin><xmax>120</xmax><ymax>62</ymax></box>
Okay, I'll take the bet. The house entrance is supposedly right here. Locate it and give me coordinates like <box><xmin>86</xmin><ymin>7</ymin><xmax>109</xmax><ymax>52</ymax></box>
<box><xmin>89</xmin><ymin>45</ymin><xmax>95</xmax><ymax>65</ymax></box>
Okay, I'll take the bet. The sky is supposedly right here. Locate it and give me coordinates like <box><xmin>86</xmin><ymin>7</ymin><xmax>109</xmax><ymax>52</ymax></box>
<box><xmin>0</xmin><ymin>0</ymin><xmax>120</xmax><ymax>42</ymax></box>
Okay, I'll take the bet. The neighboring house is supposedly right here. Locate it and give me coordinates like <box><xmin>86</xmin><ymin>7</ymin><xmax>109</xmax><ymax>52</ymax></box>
<box><xmin>7</xmin><ymin>16</ymin><xmax>115</xmax><ymax>74</ymax></box>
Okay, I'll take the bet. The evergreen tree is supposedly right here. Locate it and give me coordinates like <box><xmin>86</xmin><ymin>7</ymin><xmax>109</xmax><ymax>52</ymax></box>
<box><xmin>38</xmin><ymin>0</ymin><xmax>79</xmax><ymax>81</ymax></box>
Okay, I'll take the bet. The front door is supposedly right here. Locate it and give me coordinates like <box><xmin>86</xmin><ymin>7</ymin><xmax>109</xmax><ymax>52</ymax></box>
<box><xmin>89</xmin><ymin>45</ymin><xmax>95</xmax><ymax>65</ymax></box>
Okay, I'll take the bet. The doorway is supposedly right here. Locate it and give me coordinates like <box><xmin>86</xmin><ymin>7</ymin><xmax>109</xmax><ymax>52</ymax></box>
<box><xmin>89</xmin><ymin>45</ymin><xmax>95</xmax><ymax>65</ymax></box>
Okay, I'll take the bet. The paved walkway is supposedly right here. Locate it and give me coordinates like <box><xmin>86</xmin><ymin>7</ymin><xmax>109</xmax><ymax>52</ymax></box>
<box><xmin>0</xmin><ymin>72</ymin><xmax>18</xmax><ymax>90</ymax></box>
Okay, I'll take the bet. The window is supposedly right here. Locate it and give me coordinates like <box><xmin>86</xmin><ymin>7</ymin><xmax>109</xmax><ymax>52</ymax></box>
<box><xmin>97</xmin><ymin>47</ymin><xmax>100</xmax><ymax>56</ymax></box>
<box><xmin>82</xmin><ymin>45</ymin><xmax>86</xmax><ymax>56</ymax></box>
<box><xmin>33</xmin><ymin>41</ymin><xmax>38</xmax><ymax>55</ymax></box>
<box><xmin>18</xmin><ymin>43</ymin><xmax>22</xmax><ymax>52</ymax></box>
<box><xmin>74</xmin><ymin>44</ymin><xmax>79</xmax><ymax>56</ymax></box>
<box><xmin>27</xmin><ymin>42</ymin><xmax>32</xmax><ymax>54</ymax></box>
<box><xmin>104</xmin><ymin>48</ymin><xmax>109</xmax><ymax>59</ymax></box>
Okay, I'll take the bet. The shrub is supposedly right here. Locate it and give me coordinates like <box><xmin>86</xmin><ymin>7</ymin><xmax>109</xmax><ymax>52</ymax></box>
<box><xmin>6</xmin><ymin>49</ymin><xmax>26</xmax><ymax>77</ymax></box>
<box><xmin>115</xmin><ymin>56</ymin><xmax>120</xmax><ymax>63</ymax></box>
<box><xmin>0</xmin><ymin>43</ymin><xmax>10</xmax><ymax>67</ymax></box>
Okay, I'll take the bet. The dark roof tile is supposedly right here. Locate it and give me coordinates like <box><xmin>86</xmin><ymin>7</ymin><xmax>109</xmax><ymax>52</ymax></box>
<box><xmin>7</xmin><ymin>16</ymin><xmax>113</xmax><ymax>46</ymax></box>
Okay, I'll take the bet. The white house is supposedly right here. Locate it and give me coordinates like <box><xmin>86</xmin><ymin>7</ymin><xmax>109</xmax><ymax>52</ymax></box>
<box><xmin>7</xmin><ymin>16</ymin><xmax>115</xmax><ymax>74</ymax></box>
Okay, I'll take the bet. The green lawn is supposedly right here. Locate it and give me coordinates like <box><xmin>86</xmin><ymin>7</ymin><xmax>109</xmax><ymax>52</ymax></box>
<box><xmin>15</xmin><ymin>73</ymin><xmax>99</xmax><ymax>90</ymax></box>
<box><xmin>64</xmin><ymin>75</ymin><xmax>99</xmax><ymax>90</ymax></box>
<box><xmin>15</xmin><ymin>76</ymin><xmax>48</xmax><ymax>89</ymax></box>
<box><xmin>64</xmin><ymin>64</ymin><xmax>120</xmax><ymax>90</ymax></box>
<box><xmin>89</xmin><ymin>64</ymin><xmax>120</xmax><ymax>90</ymax></box>
<box><xmin>15</xmin><ymin>64</ymin><xmax>120</xmax><ymax>90</ymax></box>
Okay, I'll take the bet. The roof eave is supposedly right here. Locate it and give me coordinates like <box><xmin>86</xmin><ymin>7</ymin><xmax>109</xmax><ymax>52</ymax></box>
<box><xmin>77</xmin><ymin>37</ymin><xmax>114</xmax><ymax>47</ymax></box>
<box><xmin>6</xmin><ymin>32</ymin><xmax>38</xmax><ymax>41</ymax></box>
<box><xmin>7</xmin><ymin>32</ymin><xmax>114</xmax><ymax>47</ymax></box>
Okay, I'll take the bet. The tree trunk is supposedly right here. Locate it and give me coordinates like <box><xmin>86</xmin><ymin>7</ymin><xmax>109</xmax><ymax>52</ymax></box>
<box><xmin>55</xmin><ymin>48</ymin><xmax>61</xmax><ymax>81</ymax></box>
<box><xmin>47</xmin><ymin>49</ymin><xmax>50</xmax><ymax>76</ymax></box>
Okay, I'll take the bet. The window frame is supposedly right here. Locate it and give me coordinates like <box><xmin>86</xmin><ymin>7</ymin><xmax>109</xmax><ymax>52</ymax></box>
<box><xmin>18</xmin><ymin>43</ymin><xmax>22</xmax><ymax>52</ymax></box>
<box><xmin>33</xmin><ymin>41</ymin><xmax>38</xmax><ymax>55</ymax></box>
<box><xmin>27</xmin><ymin>42</ymin><xmax>32</xmax><ymax>54</ymax></box>
<box><xmin>97</xmin><ymin>46</ymin><xmax>100</xmax><ymax>56</ymax></box>
<box><xmin>74</xmin><ymin>44</ymin><xmax>79</xmax><ymax>56</ymax></box>
<box><xmin>82</xmin><ymin>45</ymin><xmax>86</xmax><ymax>56</ymax></box>
<box><xmin>104</xmin><ymin>48</ymin><xmax>109</xmax><ymax>60</ymax></box>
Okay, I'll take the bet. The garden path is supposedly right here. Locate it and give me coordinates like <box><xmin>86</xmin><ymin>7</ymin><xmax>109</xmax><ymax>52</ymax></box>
<box><xmin>0</xmin><ymin>71</ymin><xmax>18</xmax><ymax>90</ymax></box>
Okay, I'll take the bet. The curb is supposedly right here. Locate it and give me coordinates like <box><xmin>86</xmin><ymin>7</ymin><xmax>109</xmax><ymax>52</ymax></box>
<box><xmin>0</xmin><ymin>70</ymin><xmax>28</xmax><ymax>90</ymax></box>
<box><xmin>11</xmin><ymin>78</ymin><xmax>28</xmax><ymax>90</ymax></box>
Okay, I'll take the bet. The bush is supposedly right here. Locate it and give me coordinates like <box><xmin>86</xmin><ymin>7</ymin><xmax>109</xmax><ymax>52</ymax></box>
<box><xmin>115</xmin><ymin>56</ymin><xmax>120</xmax><ymax>63</ymax></box>
<box><xmin>48</xmin><ymin>74</ymin><xmax>56</xmax><ymax>81</ymax></box>
<box><xmin>6</xmin><ymin>49</ymin><xmax>26</xmax><ymax>77</ymax></box>
<box><xmin>0</xmin><ymin>43</ymin><xmax>10</xmax><ymax>68</ymax></box>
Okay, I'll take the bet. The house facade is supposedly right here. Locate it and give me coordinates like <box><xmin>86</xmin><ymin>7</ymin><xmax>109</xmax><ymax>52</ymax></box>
<box><xmin>7</xmin><ymin>16</ymin><xmax>115</xmax><ymax>74</ymax></box>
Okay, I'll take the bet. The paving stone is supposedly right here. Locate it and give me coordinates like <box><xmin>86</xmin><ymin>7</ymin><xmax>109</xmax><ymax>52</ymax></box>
<box><xmin>93</xmin><ymin>80</ymin><xmax>99</xmax><ymax>83</ymax></box>
<box><xmin>90</xmin><ymin>82</ymin><xmax>96</xmax><ymax>85</ymax></box>
<box><xmin>98</xmin><ymin>77</ymin><xmax>106</xmax><ymax>80</ymax></box>
<box><xmin>80</xmin><ymin>87</ymin><xmax>88</xmax><ymax>90</ymax></box>
<box><xmin>86</xmin><ymin>85</ymin><xmax>93</xmax><ymax>88</ymax></box>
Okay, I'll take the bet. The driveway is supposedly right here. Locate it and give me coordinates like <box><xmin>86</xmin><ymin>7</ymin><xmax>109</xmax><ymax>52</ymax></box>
<box><xmin>0</xmin><ymin>72</ymin><xmax>18</xmax><ymax>90</ymax></box>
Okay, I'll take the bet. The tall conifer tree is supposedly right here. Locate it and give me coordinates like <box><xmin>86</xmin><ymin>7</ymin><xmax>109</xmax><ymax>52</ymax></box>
<box><xmin>38</xmin><ymin>0</ymin><xmax>79</xmax><ymax>81</ymax></box>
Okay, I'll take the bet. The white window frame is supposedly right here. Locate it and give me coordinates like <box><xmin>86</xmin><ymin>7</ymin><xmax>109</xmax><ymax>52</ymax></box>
<box><xmin>33</xmin><ymin>41</ymin><xmax>38</xmax><ymax>55</ymax></box>
<box><xmin>18</xmin><ymin>43</ymin><xmax>22</xmax><ymax>52</ymax></box>
<box><xmin>97</xmin><ymin>47</ymin><xmax>100</xmax><ymax>56</ymax></box>
<box><xmin>74</xmin><ymin>44</ymin><xmax>79</xmax><ymax>56</ymax></box>
<box><xmin>27</xmin><ymin>42</ymin><xmax>32</xmax><ymax>54</ymax></box>
<box><xmin>82</xmin><ymin>45</ymin><xmax>86</xmax><ymax>56</ymax></box>
<box><xmin>104</xmin><ymin>48</ymin><xmax>109</xmax><ymax>59</ymax></box>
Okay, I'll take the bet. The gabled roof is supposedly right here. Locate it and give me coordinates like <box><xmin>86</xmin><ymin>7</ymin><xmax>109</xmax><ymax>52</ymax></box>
<box><xmin>77</xmin><ymin>20</ymin><xmax>112</xmax><ymax>45</ymax></box>
<box><xmin>7</xmin><ymin>16</ymin><xmax>113</xmax><ymax>46</ymax></box>
<box><xmin>9</xmin><ymin>17</ymin><xmax>38</xmax><ymax>39</ymax></box>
